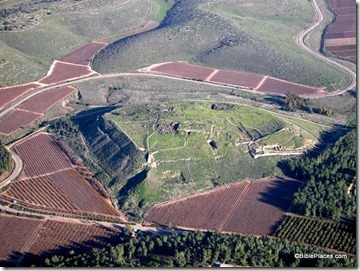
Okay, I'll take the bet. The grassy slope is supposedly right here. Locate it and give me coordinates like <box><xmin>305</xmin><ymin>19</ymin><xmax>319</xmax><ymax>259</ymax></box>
<box><xmin>93</xmin><ymin>0</ymin><xmax>349</xmax><ymax>91</ymax></box>
<box><xmin>204</xmin><ymin>0</ymin><xmax>349</xmax><ymax>90</ymax></box>
<box><xmin>0</xmin><ymin>0</ymin><xmax>160</xmax><ymax>86</ymax></box>
<box><xmin>106</xmin><ymin>101</ymin><xmax>327</xmax><ymax>218</ymax></box>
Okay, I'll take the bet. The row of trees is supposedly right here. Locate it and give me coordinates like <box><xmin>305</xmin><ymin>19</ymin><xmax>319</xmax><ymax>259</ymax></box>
<box><xmin>32</xmin><ymin>231</ymin><xmax>355</xmax><ymax>267</ymax></box>
<box><xmin>0</xmin><ymin>141</ymin><xmax>11</xmax><ymax>175</ymax></box>
<box><xmin>276</xmin><ymin>216</ymin><xmax>355</xmax><ymax>254</ymax></box>
<box><xmin>288</xmin><ymin>128</ymin><xmax>356</xmax><ymax>220</ymax></box>
<box><xmin>283</xmin><ymin>92</ymin><xmax>333</xmax><ymax>116</ymax></box>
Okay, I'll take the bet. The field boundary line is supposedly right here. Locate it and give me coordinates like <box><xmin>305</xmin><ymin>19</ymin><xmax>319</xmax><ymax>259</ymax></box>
<box><xmin>55</xmin><ymin>60</ymin><xmax>90</xmax><ymax>68</ymax></box>
<box><xmin>16</xmin><ymin>108</ymin><xmax>44</xmax><ymax>116</ymax></box>
<box><xmin>20</xmin><ymin>167</ymin><xmax>74</xmax><ymax>180</ymax></box>
<box><xmin>218</xmin><ymin>181</ymin><xmax>252</xmax><ymax>232</ymax></box>
<box><xmin>204</xmin><ymin>69</ymin><xmax>219</xmax><ymax>82</ymax></box>
<box><xmin>19</xmin><ymin>221</ymin><xmax>45</xmax><ymax>253</ymax></box>
<box><xmin>91</xmin><ymin>41</ymin><xmax>108</xmax><ymax>45</ymax></box>
<box><xmin>254</xmin><ymin>76</ymin><xmax>268</xmax><ymax>90</ymax></box>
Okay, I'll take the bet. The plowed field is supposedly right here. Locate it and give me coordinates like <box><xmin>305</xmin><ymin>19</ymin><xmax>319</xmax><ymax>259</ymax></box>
<box><xmin>2</xmin><ymin>169</ymin><xmax>121</xmax><ymax>216</ymax></box>
<box><xmin>150</xmin><ymin>62</ymin><xmax>215</xmax><ymax>81</ymax></box>
<box><xmin>146</xmin><ymin>62</ymin><xmax>321</xmax><ymax>96</ymax></box>
<box><xmin>58</xmin><ymin>42</ymin><xmax>107</xmax><ymax>66</ymax></box>
<box><xmin>7</xmin><ymin>133</ymin><xmax>125</xmax><ymax>220</ymax></box>
<box><xmin>256</xmin><ymin>78</ymin><xmax>322</xmax><ymax>96</ymax></box>
<box><xmin>210</xmin><ymin>70</ymin><xmax>264</xmax><ymax>89</ymax></box>
<box><xmin>39</xmin><ymin>62</ymin><xmax>93</xmax><ymax>84</ymax></box>
<box><xmin>0</xmin><ymin>214</ymin><xmax>123</xmax><ymax>263</ymax></box>
<box><xmin>325</xmin><ymin>0</ymin><xmax>356</xmax><ymax>61</ymax></box>
<box><xmin>145</xmin><ymin>178</ymin><xmax>303</xmax><ymax>236</ymax></box>
<box><xmin>0</xmin><ymin>215</ymin><xmax>43</xmax><ymax>261</ymax></box>
<box><xmin>0</xmin><ymin>109</ymin><xmax>42</xmax><ymax>135</ymax></box>
<box><xmin>0</xmin><ymin>83</ymin><xmax>41</xmax><ymax>110</ymax></box>
<box><xmin>18</xmin><ymin>86</ymin><xmax>76</xmax><ymax>114</ymax></box>
<box><xmin>14</xmin><ymin>133</ymin><xmax>72</xmax><ymax>177</ymax></box>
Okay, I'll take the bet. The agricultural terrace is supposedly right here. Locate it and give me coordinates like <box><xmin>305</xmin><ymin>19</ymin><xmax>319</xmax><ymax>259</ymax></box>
<box><xmin>0</xmin><ymin>214</ymin><xmax>123</xmax><ymax>263</ymax></box>
<box><xmin>58</xmin><ymin>42</ymin><xmax>108</xmax><ymax>66</ymax></box>
<box><xmin>39</xmin><ymin>62</ymin><xmax>94</xmax><ymax>85</ymax></box>
<box><xmin>3</xmin><ymin>133</ymin><xmax>125</xmax><ymax>220</ymax></box>
<box><xmin>275</xmin><ymin>215</ymin><xmax>356</xmax><ymax>254</ymax></box>
<box><xmin>145</xmin><ymin>177</ymin><xmax>304</xmax><ymax>236</ymax></box>
<box><xmin>93</xmin><ymin>0</ymin><xmax>350</xmax><ymax>91</ymax></box>
<box><xmin>0</xmin><ymin>110</ymin><xmax>42</xmax><ymax>135</ymax></box>
<box><xmin>0</xmin><ymin>0</ymin><xmax>163</xmax><ymax>86</ymax></box>
<box><xmin>0</xmin><ymin>83</ymin><xmax>42</xmax><ymax>110</ymax></box>
<box><xmin>106</xmin><ymin>102</ymin><xmax>326</xmax><ymax>208</ymax></box>
<box><xmin>144</xmin><ymin>62</ymin><xmax>323</xmax><ymax>97</ymax></box>
<box><xmin>14</xmin><ymin>133</ymin><xmax>72</xmax><ymax>177</ymax></box>
<box><xmin>0</xmin><ymin>86</ymin><xmax>76</xmax><ymax>135</ymax></box>
<box><xmin>325</xmin><ymin>0</ymin><xmax>356</xmax><ymax>62</ymax></box>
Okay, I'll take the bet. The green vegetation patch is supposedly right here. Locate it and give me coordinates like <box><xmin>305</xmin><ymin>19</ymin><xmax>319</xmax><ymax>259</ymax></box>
<box><xmin>275</xmin><ymin>215</ymin><xmax>356</xmax><ymax>254</ymax></box>
<box><xmin>289</xmin><ymin>128</ymin><xmax>356</xmax><ymax>220</ymax></box>
<box><xmin>107</xmin><ymin>101</ymin><xmax>326</xmax><ymax>217</ymax></box>
<box><xmin>34</xmin><ymin>231</ymin><xmax>355</xmax><ymax>267</ymax></box>
<box><xmin>0</xmin><ymin>142</ymin><xmax>13</xmax><ymax>182</ymax></box>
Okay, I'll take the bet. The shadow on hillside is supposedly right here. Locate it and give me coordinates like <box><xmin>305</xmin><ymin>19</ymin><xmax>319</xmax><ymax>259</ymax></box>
<box><xmin>257</xmin><ymin>177</ymin><xmax>305</xmax><ymax>212</ymax></box>
<box><xmin>3</xmin><ymin>225</ymin><xmax>127</xmax><ymax>267</ymax></box>
<box><xmin>256</xmin><ymin>177</ymin><xmax>305</xmax><ymax>235</ymax></box>
<box><xmin>277</xmin><ymin>124</ymin><xmax>351</xmax><ymax>177</ymax></box>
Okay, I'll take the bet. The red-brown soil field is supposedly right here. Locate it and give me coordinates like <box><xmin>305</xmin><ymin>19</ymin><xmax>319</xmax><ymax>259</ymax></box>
<box><xmin>0</xmin><ymin>215</ymin><xmax>43</xmax><ymax>261</ymax></box>
<box><xmin>6</xmin><ymin>133</ymin><xmax>125</xmax><ymax>220</ymax></box>
<box><xmin>27</xmin><ymin>220</ymin><xmax>122</xmax><ymax>256</ymax></box>
<box><xmin>145</xmin><ymin>178</ymin><xmax>304</xmax><ymax>236</ymax></box>
<box><xmin>150</xmin><ymin>62</ymin><xmax>215</xmax><ymax>81</ymax></box>
<box><xmin>39</xmin><ymin>61</ymin><xmax>93</xmax><ymax>85</ymax></box>
<box><xmin>325</xmin><ymin>0</ymin><xmax>356</xmax><ymax>61</ymax></box>
<box><xmin>146</xmin><ymin>62</ymin><xmax>321</xmax><ymax>96</ymax></box>
<box><xmin>18</xmin><ymin>86</ymin><xmax>76</xmax><ymax>114</ymax></box>
<box><xmin>0</xmin><ymin>214</ymin><xmax>123</xmax><ymax>263</ymax></box>
<box><xmin>256</xmin><ymin>77</ymin><xmax>322</xmax><ymax>96</ymax></box>
<box><xmin>0</xmin><ymin>86</ymin><xmax>76</xmax><ymax>135</ymax></box>
<box><xmin>0</xmin><ymin>109</ymin><xmax>42</xmax><ymax>135</ymax></box>
<box><xmin>0</xmin><ymin>83</ymin><xmax>42</xmax><ymax>110</ymax></box>
<box><xmin>58</xmin><ymin>42</ymin><xmax>107</xmax><ymax>66</ymax></box>
<box><xmin>2</xmin><ymin>169</ymin><xmax>122</xmax><ymax>216</ymax></box>
<box><xmin>210</xmin><ymin>70</ymin><xmax>265</xmax><ymax>89</ymax></box>
<box><xmin>14</xmin><ymin>133</ymin><xmax>73</xmax><ymax>177</ymax></box>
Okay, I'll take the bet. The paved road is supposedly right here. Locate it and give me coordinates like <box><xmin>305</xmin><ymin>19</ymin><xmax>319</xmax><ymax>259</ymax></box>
<box><xmin>0</xmin><ymin>204</ymin><xmax>188</xmax><ymax>237</ymax></box>
<box><xmin>0</xmin><ymin>152</ymin><xmax>22</xmax><ymax>189</ymax></box>
<box><xmin>296</xmin><ymin>0</ymin><xmax>356</xmax><ymax>96</ymax></box>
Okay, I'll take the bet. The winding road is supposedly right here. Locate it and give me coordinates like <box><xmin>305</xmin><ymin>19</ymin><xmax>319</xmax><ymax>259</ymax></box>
<box><xmin>0</xmin><ymin>152</ymin><xmax>22</xmax><ymax>189</ymax></box>
<box><xmin>0</xmin><ymin>0</ymin><xmax>356</xmax><ymax>220</ymax></box>
<box><xmin>296</xmin><ymin>0</ymin><xmax>356</xmax><ymax>96</ymax></box>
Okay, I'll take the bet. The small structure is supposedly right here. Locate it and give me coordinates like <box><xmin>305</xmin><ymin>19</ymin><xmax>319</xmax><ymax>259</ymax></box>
<box><xmin>213</xmin><ymin>262</ymin><xmax>234</xmax><ymax>268</ymax></box>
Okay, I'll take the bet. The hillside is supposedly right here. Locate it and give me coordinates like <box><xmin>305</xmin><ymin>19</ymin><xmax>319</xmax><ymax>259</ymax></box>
<box><xmin>0</xmin><ymin>0</ymin><xmax>167</xmax><ymax>86</ymax></box>
<box><xmin>92</xmin><ymin>0</ymin><xmax>349</xmax><ymax>91</ymax></box>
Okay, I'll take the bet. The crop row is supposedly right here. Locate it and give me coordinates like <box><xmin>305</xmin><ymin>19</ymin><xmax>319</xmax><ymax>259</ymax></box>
<box><xmin>14</xmin><ymin>133</ymin><xmax>72</xmax><ymax>177</ymax></box>
<box><xmin>28</xmin><ymin>220</ymin><xmax>121</xmax><ymax>256</ymax></box>
<box><xmin>275</xmin><ymin>216</ymin><xmax>355</xmax><ymax>254</ymax></box>
<box><xmin>0</xmin><ymin>215</ymin><xmax>42</xmax><ymax>260</ymax></box>
<box><xmin>145</xmin><ymin>178</ymin><xmax>302</xmax><ymax>236</ymax></box>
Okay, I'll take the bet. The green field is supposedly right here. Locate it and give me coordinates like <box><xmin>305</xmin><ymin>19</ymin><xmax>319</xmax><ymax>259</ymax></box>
<box><xmin>0</xmin><ymin>0</ymin><xmax>168</xmax><ymax>86</ymax></box>
<box><xmin>275</xmin><ymin>215</ymin><xmax>356</xmax><ymax>254</ymax></box>
<box><xmin>106</xmin><ymin>101</ymin><xmax>327</xmax><ymax>216</ymax></box>
<box><xmin>93</xmin><ymin>0</ymin><xmax>350</xmax><ymax>91</ymax></box>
